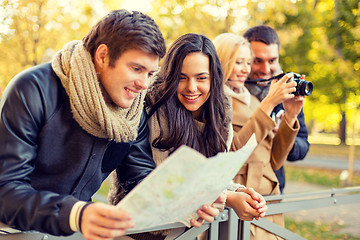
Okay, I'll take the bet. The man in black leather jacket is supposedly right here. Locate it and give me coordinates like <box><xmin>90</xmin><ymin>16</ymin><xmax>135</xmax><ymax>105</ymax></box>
<box><xmin>244</xmin><ymin>25</ymin><xmax>310</xmax><ymax>193</ymax></box>
<box><xmin>0</xmin><ymin>9</ymin><xmax>166</xmax><ymax>239</ymax></box>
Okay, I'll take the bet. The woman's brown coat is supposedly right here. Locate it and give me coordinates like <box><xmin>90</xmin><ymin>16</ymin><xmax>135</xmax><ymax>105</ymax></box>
<box><xmin>230</xmin><ymin>93</ymin><xmax>299</xmax><ymax>240</ymax></box>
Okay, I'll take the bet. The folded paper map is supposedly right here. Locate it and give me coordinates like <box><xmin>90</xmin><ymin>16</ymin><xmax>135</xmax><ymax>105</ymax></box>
<box><xmin>116</xmin><ymin>134</ymin><xmax>257</xmax><ymax>231</ymax></box>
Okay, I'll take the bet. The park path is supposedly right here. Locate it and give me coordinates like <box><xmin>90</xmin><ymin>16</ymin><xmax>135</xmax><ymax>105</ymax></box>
<box><xmin>286</xmin><ymin>153</ymin><xmax>360</xmax><ymax>171</ymax></box>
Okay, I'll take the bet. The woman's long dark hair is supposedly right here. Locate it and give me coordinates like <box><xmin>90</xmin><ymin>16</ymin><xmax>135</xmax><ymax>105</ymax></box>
<box><xmin>147</xmin><ymin>33</ymin><xmax>230</xmax><ymax>158</ymax></box>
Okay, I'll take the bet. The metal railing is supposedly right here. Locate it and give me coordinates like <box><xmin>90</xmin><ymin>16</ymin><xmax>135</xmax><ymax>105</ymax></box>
<box><xmin>1</xmin><ymin>186</ymin><xmax>360</xmax><ymax>240</ymax></box>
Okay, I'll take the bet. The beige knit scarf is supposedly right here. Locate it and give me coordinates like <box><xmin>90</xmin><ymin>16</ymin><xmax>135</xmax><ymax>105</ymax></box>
<box><xmin>51</xmin><ymin>40</ymin><xmax>145</xmax><ymax>142</ymax></box>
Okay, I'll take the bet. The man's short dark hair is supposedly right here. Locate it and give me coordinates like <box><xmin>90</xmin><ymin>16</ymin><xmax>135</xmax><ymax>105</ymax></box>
<box><xmin>83</xmin><ymin>9</ymin><xmax>166</xmax><ymax>67</ymax></box>
<box><xmin>243</xmin><ymin>25</ymin><xmax>280</xmax><ymax>50</ymax></box>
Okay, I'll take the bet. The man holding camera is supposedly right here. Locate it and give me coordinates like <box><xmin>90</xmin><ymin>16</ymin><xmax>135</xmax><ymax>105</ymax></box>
<box><xmin>244</xmin><ymin>25</ymin><xmax>310</xmax><ymax>193</ymax></box>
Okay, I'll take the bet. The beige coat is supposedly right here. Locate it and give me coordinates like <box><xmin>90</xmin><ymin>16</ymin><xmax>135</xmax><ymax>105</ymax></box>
<box><xmin>230</xmin><ymin>92</ymin><xmax>299</xmax><ymax>240</ymax></box>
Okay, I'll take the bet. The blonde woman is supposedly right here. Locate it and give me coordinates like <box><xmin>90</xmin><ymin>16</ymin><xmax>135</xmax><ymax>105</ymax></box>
<box><xmin>213</xmin><ymin>33</ymin><xmax>303</xmax><ymax>240</ymax></box>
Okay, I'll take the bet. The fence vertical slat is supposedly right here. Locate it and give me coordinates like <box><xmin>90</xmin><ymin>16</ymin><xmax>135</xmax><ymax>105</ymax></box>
<box><xmin>209</xmin><ymin>219</ymin><xmax>219</xmax><ymax>240</ymax></box>
<box><xmin>239</xmin><ymin>220</ymin><xmax>251</xmax><ymax>240</ymax></box>
<box><xmin>218</xmin><ymin>207</ymin><xmax>239</xmax><ymax>240</ymax></box>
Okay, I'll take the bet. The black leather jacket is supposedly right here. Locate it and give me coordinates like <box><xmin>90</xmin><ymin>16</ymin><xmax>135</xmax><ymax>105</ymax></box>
<box><xmin>0</xmin><ymin>63</ymin><xmax>155</xmax><ymax>236</ymax></box>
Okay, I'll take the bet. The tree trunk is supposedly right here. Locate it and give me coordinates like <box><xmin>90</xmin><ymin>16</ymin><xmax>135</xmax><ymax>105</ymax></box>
<box><xmin>339</xmin><ymin>111</ymin><xmax>346</xmax><ymax>145</ymax></box>
<box><xmin>334</xmin><ymin>0</ymin><xmax>347</xmax><ymax>146</ymax></box>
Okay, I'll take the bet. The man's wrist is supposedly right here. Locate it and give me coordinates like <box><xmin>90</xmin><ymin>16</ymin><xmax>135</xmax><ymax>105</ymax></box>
<box><xmin>69</xmin><ymin>201</ymin><xmax>87</xmax><ymax>232</ymax></box>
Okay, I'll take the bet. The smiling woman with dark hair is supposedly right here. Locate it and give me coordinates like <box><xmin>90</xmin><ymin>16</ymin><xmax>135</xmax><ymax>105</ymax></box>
<box><xmin>147</xmin><ymin>33</ymin><xmax>230</xmax><ymax>158</ymax></box>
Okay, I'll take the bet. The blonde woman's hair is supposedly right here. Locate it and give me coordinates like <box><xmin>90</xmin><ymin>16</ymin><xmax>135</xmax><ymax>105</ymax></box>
<box><xmin>213</xmin><ymin>33</ymin><xmax>251</xmax><ymax>84</ymax></box>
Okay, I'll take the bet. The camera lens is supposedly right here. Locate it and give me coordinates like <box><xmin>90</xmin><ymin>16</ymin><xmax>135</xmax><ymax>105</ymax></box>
<box><xmin>295</xmin><ymin>79</ymin><xmax>313</xmax><ymax>96</ymax></box>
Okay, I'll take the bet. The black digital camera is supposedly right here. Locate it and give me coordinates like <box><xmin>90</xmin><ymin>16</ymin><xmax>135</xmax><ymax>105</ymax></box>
<box><xmin>272</xmin><ymin>72</ymin><xmax>313</xmax><ymax>96</ymax></box>
<box><xmin>245</xmin><ymin>72</ymin><xmax>313</xmax><ymax>96</ymax></box>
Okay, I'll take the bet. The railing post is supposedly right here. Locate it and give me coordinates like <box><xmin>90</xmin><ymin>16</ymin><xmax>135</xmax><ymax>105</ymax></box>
<box><xmin>209</xmin><ymin>212</ymin><xmax>222</xmax><ymax>240</ymax></box>
<box><xmin>239</xmin><ymin>220</ymin><xmax>251</xmax><ymax>240</ymax></box>
<box><xmin>218</xmin><ymin>208</ymin><xmax>239</xmax><ymax>240</ymax></box>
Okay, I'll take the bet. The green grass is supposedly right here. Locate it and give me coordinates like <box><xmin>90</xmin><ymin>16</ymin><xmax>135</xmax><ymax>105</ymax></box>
<box><xmin>285</xmin><ymin>217</ymin><xmax>359</xmax><ymax>240</ymax></box>
<box><xmin>285</xmin><ymin>165</ymin><xmax>360</xmax><ymax>188</ymax></box>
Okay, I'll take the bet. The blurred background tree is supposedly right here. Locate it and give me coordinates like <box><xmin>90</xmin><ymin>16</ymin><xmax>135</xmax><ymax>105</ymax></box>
<box><xmin>0</xmin><ymin>0</ymin><xmax>109</xmax><ymax>88</ymax></box>
<box><xmin>0</xmin><ymin>0</ymin><xmax>359</xmax><ymax>145</ymax></box>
